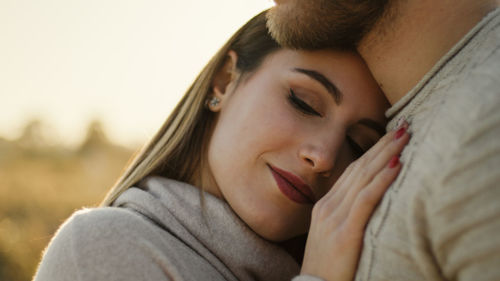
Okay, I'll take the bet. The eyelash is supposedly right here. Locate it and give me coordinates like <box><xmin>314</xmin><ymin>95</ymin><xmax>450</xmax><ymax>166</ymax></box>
<box><xmin>346</xmin><ymin>136</ymin><xmax>365</xmax><ymax>159</ymax></box>
<box><xmin>288</xmin><ymin>88</ymin><xmax>365</xmax><ymax>158</ymax></box>
<box><xmin>287</xmin><ymin>88</ymin><xmax>322</xmax><ymax>117</ymax></box>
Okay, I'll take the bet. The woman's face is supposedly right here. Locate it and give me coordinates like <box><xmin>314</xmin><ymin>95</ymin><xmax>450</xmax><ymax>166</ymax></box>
<box><xmin>203</xmin><ymin>49</ymin><xmax>389</xmax><ymax>241</ymax></box>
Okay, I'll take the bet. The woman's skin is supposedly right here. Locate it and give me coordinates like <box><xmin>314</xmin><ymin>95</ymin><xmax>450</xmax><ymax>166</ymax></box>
<box><xmin>203</xmin><ymin>48</ymin><xmax>409</xmax><ymax>280</ymax></box>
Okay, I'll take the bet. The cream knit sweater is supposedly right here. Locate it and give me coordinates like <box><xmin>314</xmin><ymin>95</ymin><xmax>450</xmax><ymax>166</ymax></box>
<box><xmin>354</xmin><ymin>8</ymin><xmax>500</xmax><ymax>281</ymax></box>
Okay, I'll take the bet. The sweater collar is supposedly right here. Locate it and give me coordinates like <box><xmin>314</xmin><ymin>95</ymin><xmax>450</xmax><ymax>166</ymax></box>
<box><xmin>113</xmin><ymin>176</ymin><xmax>300</xmax><ymax>281</ymax></box>
<box><xmin>385</xmin><ymin>7</ymin><xmax>500</xmax><ymax>129</ymax></box>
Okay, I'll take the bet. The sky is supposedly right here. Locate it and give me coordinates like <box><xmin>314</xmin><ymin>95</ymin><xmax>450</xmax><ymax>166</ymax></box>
<box><xmin>0</xmin><ymin>0</ymin><xmax>274</xmax><ymax>147</ymax></box>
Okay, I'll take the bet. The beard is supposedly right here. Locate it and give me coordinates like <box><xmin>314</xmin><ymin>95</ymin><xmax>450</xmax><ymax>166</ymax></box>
<box><xmin>266</xmin><ymin>0</ymin><xmax>389</xmax><ymax>50</ymax></box>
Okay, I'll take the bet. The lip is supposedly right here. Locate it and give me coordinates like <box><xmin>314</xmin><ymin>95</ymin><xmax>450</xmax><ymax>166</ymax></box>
<box><xmin>268</xmin><ymin>165</ymin><xmax>315</xmax><ymax>205</ymax></box>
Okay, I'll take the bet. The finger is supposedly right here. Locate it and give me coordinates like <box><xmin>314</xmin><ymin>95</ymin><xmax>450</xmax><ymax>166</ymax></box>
<box><xmin>315</xmin><ymin>121</ymin><xmax>409</xmax><ymax>213</ymax></box>
<box><xmin>357</xmin><ymin>127</ymin><xmax>409</xmax><ymax>186</ymax></box>
<box><xmin>338</xmin><ymin>122</ymin><xmax>409</xmax><ymax>192</ymax></box>
<box><xmin>317</xmin><ymin>161</ymin><xmax>368</xmax><ymax>217</ymax></box>
<box><xmin>359</xmin><ymin>120</ymin><xmax>409</xmax><ymax>162</ymax></box>
<box><xmin>331</xmin><ymin>132</ymin><xmax>407</xmax><ymax>221</ymax></box>
<box><xmin>346</xmin><ymin>156</ymin><xmax>402</xmax><ymax>232</ymax></box>
<box><xmin>317</xmin><ymin>125</ymin><xmax>409</xmax><ymax>212</ymax></box>
<box><xmin>319</xmin><ymin>160</ymin><xmax>356</xmax><ymax>204</ymax></box>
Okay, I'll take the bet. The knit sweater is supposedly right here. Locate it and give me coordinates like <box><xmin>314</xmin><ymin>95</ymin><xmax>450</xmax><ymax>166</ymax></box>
<box><xmin>354</xmin><ymin>8</ymin><xmax>500</xmax><ymax>281</ymax></box>
<box><xmin>34</xmin><ymin>177</ymin><xmax>323</xmax><ymax>281</ymax></box>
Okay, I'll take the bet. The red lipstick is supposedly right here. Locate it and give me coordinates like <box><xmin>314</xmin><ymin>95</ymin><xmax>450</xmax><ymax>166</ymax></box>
<box><xmin>268</xmin><ymin>165</ymin><xmax>315</xmax><ymax>204</ymax></box>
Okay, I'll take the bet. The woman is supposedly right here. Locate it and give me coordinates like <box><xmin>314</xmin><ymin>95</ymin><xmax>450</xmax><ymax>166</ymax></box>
<box><xmin>34</xmin><ymin>10</ymin><xmax>409</xmax><ymax>281</ymax></box>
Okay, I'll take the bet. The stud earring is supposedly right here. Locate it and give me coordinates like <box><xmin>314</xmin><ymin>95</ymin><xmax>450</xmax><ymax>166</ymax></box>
<box><xmin>206</xmin><ymin>97</ymin><xmax>220</xmax><ymax>109</ymax></box>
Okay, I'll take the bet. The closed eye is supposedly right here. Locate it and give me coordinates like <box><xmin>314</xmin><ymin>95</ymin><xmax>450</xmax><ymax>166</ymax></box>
<box><xmin>288</xmin><ymin>88</ymin><xmax>322</xmax><ymax>117</ymax></box>
<box><xmin>346</xmin><ymin>136</ymin><xmax>365</xmax><ymax>159</ymax></box>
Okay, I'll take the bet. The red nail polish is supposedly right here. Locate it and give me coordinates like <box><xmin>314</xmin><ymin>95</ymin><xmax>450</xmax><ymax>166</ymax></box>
<box><xmin>388</xmin><ymin>156</ymin><xmax>400</xmax><ymax>168</ymax></box>
<box><xmin>394</xmin><ymin>127</ymin><xmax>406</xmax><ymax>140</ymax></box>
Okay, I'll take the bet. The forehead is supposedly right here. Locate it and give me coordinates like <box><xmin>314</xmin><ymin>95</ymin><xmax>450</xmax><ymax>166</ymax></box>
<box><xmin>259</xmin><ymin>49</ymin><xmax>379</xmax><ymax>94</ymax></box>
<box><xmin>262</xmin><ymin>49</ymin><xmax>367</xmax><ymax>76</ymax></box>
<box><xmin>253</xmin><ymin>49</ymin><xmax>388</xmax><ymax>119</ymax></box>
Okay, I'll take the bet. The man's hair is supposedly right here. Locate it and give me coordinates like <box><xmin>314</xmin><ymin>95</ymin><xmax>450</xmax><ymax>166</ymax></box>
<box><xmin>267</xmin><ymin>0</ymin><xmax>390</xmax><ymax>50</ymax></box>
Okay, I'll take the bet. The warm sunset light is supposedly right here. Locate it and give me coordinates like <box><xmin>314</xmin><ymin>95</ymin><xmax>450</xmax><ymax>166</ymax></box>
<box><xmin>1</xmin><ymin>0</ymin><xmax>274</xmax><ymax>148</ymax></box>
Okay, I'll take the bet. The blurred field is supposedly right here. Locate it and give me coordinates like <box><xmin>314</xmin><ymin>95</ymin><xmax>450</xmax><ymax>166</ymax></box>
<box><xmin>0</xmin><ymin>120</ymin><xmax>136</xmax><ymax>281</ymax></box>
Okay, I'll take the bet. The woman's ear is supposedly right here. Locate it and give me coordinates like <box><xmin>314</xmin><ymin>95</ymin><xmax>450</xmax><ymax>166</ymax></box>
<box><xmin>209</xmin><ymin>51</ymin><xmax>238</xmax><ymax>112</ymax></box>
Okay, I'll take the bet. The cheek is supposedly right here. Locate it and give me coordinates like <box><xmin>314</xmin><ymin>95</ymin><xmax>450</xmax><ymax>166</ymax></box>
<box><xmin>210</xmin><ymin>93</ymin><xmax>299</xmax><ymax>161</ymax></box>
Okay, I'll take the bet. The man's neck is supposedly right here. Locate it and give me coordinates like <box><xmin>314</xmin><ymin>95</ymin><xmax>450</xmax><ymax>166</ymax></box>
<box><xmin>357</xmin><ymin>0</ymin><xmax>498</xmax><ymax>105</ymax></box>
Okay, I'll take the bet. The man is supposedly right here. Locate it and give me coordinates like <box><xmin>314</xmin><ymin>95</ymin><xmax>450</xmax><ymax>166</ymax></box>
<box><xmin>268</xmin><ymin>1</ymin><xmax>500</xmax><ymax>280</ymax></box>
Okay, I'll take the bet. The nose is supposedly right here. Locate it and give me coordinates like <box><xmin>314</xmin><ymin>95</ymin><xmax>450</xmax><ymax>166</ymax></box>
<box><xmin>298</xmin><ymin>131</ymin><xmax>342</xmax><ymax>176</ymax></box>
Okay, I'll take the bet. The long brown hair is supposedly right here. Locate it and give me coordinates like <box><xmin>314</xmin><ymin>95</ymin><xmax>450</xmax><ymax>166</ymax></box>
<box><xmin>101</xmin><ymin>10</ymin><xmax>280</xmax><ymax>206</ymax></box>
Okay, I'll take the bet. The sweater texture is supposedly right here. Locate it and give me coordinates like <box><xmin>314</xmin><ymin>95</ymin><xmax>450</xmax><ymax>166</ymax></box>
<box><xmin>354</xmin><ymin>8</ymin><xmax>500</xmax><ymax>281</ymax></box>
<box><xmin>34</xmin><ymin>177</ymin><xmax>321</xmax><ymax>281</ymax></box>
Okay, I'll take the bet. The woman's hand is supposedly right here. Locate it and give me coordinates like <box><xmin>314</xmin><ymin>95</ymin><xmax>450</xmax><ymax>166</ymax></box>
<box><xmin>300</xmin><ymin>122</ymin><xmax>410</xmax><ymax>281</ymax></box>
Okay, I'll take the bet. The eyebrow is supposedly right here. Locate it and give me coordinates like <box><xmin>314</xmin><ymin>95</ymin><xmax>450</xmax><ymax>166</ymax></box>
<box><xmin>293</xmin><ymin>68</ymin><xmax>342</xmax><ymax>104</ymax></box>
<box><xmin>357</xmin><ymin>118</ymin><xmax>386</xmax><ymax>136</ymax></box>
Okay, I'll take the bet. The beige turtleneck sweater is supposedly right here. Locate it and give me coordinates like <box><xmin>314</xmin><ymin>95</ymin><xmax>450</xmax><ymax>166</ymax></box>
<box><xmin>354</xmin><ymin>8</ymin><xmax>500</xmax><ymax>281</ymax></box>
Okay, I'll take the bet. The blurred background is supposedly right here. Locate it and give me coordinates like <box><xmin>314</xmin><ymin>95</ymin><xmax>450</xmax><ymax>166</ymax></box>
<box><xmin>0</xmin><ymin>0</ymin><xmax>273</xmax><ymax>280</ymax></box>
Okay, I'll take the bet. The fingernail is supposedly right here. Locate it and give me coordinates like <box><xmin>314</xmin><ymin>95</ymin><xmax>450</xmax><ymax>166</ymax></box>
<box><xmin>388</xmin><ymin>156</ymin><xmax>400</xmax><ymax>168</ymax></box>
<box><xmin>394</xmin><ymin>127</ymin><xmax>406</xmax><ymax>140</ymax></box>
